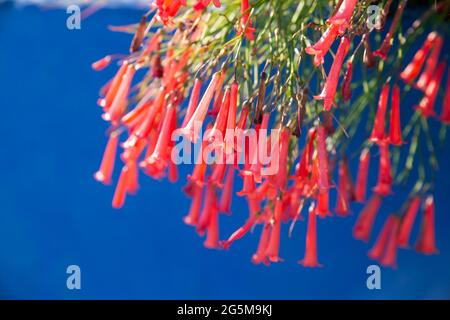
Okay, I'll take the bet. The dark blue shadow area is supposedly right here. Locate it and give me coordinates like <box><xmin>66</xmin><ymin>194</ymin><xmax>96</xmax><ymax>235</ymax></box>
<box><xmin>0</xmin><ymin>5</ymin><xmax>449</xmax><ymax>299</ymax></box>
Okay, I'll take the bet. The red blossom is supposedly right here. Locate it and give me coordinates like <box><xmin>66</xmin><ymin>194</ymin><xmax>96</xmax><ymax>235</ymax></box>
<box><xmin>314</xmin><ymin>36</ymin><xmax>351</xmax><ymax>111</ymax></box>
<box><xmin>299</xmin><ymin>203</ymin><xmax>322</xmax><ymax>267</ymax></box>
<box><xmin>370</xmin><ymin>84</ymin><xmax>390</xmax><ymax>143</ymax></box>
<box><xmin>353</xmin><ymin>193</ymin><xmax>382</xmax><ymax>242</ymax></box>
<box><xmin>415</xmin><ymin>195</ymin><xmax>438</xmax><ymax>255</ymax></box>
<box><xmin>388</xmin><ymin>84</ymin><xmax>404</xmax><ymax>146</ymax></box>
<box><xmin>397</xmin><ymin>196</ymin><xmax>421</xmax><ymax>248</ymax></box>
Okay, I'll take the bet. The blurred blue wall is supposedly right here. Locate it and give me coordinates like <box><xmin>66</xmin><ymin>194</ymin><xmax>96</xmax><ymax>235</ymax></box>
<box><xmin>0</xmin><ymin>3</ymin><xmax>449</xmax><ymax>299</ymax></box>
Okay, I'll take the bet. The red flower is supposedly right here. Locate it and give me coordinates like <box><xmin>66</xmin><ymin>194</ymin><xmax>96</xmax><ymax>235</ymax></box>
<box><xmin>388</xmin><ymin>84</ymin><xmax>404</xmax><ymax>145</ymax></box>
<box><xmin>368</xmin><ymin>215</ymin><xmax>400</xmax><ymax>268</ymax></box>
<box><xmin>252</xmin><ymin>221</ymin><xmax>271</xmax><ymax>265</ymax></box>
<box><xmin>265</xmin><ymin>197</ymin><xmax>283</xmax><ymax>263</ymax></box>
<box><xmin>112</xmin><ymin>165</ymin><xmax>130</xmax><ymax>209</ymax></box>
<box><xmin>316</xmin><ymin>125</ymin><xmax>330</xmax><ymax>191</ymax></box>
<box><xmin>204</xmin><ymin>199</ymin><xmax>220</xmax><ymax>249</ymax></box>
<box><xmin>353</xmin><ymin>193</ymin><xmax>382</xmax><ymax>242</ymax></box>
<box><xmin>335</xmin><ymin>159</ymin><xmax>351</xmax><ymax>216</ymax></box>
<box><xmin>317</xmin><ymin>189</ymin><xmax>330</xmax><ymax>219</ymax></box>
<box><xmin>194</xmin><ymin>0</ymin><xmax>221</xmax><ymax>11</ymax></box>
<box><xmin>181</xmin><ymin>78</ymin><xmax>202</xmax><ymax>127</ymax></box>
<box><xmin>239</xmin><ymin>0</ymin><xmax>256</xmax><ymax>41</ymax></box>
<box><xmin>416</xmin><ymin>34</ymin><xmax>443</xmax><ymax>91</ymax></box>
<box><xmin>299</xmin><ymin>203</ymin><xmax>322</xmax><ymax>267</ymax></box>
<box><xmin>415</xmin><ymin>195</ymin><xmax>438</xmax><ymax>255</ymax></box>
<box><xmin>218</xmin><ymin>166</ymin><xmax>234</xmax><ymax>214</ymax></box>
<box><xmin>221</xmin><ymin>214</ymin><xmax>257</xmax><ymax>250</ymax></box>
<box><xmin>397</xmin><ymin>196</ymin><xmax>421</xmax><ymax>248</ymax></box>
<box><xmin>314</xmin><ymin>36</ymin><xmax>350</xmax><ymax>111</ymax></box>
<box><xmin>355</xmin><ymin>148</ymin><xmax>370</xmax><ymax>202</ymax></box>
<box><xmin>276</xmin><ymin>128</ymin><xmax>291</xmax><ymax>191</ymax></box>
<box><xmin>206</xmin><ymin>87</ymin><xmax>230</xmax><ymax>142</ymax></box>
<box><xmin>327</xmin><ymin>0</ymin><xmax>358</xmax><ymax>34</ymax></box>
<box><xmin>181</xmin><ymin>72</ymin><xmax>221</xmax><ymax>142</ymax></box>
<box><xmin>94</xmin><ymin>131</ymin><xmax>120</xmax><ymax>185</ymax></box>
<box><xmin>440</xmin><ymin>72</ymin><xmax>450</xmax><ymax>124</ymax></box>
<box><xmin>305</xmin><ymin>24</ymin><xmax>340</xmax><ymax>67</ymax></box>
<box><xmin>415</xmin><ymin>62</ymin><xmax>446</xmax><ymax>118</ymax></box>
<box><xmin>197</xmin><ymin>183</ymin><xmax>217</xmax><ymax>235</ymax></box>
<box><xmin>400</xmin><ymin>32</ymin><xmax>438</xmax><ymax>83</ymax></box>
<box><xmin>341</xmin><ymin>60</ymin><xmax>353</xmax><ymax>102</ymax></box>
<box><xmin>141</xmin><ymin>105</ymin><xmax>177</xmax><ymax>177</ymax></box>
<box><xmin>373</xmin><ymin>142</ymin><xmax>393</xmax><ymax>196</ymax></box>
<box><xmin>92</xmin><ymin>55</ymin><xmax>112</xmax><ymax>71</ymax></box>
<box><xmin>370</xmin><ymin>84</ymin><xmax>390</xmax><ymax>143</ymax></box>
<box><xmin>183</xmin><ymin>184</ymin><xmax>203</xmax><ymax>226</ymax></box>
<box><xmin>373</xmin><ymin>0</ymin><xmax>407</xmax><ymax>60</ymax></box>
<box><xmin>156</xmin><ymin>0</ymin><xmax>186</xmax><ymax>24</ymax></box>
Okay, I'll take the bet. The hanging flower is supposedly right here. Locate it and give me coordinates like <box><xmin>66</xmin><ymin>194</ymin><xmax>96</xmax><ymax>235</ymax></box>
<box><xmin>415</xmin><ymin>195</ymin><xmax>438</xmax><ymax>255</ymax></box>
<box><xmin>94</xmin><ymin>131</ymin><xmax>120</xmax><ymax>185</ymax></box>
<box><xmin>388</xmin><ymin>84</ymin><xmax>404</xmax><ymax>145</ymax></box>
<box><xmin>370</xmin><ymin>84</ymin><xmax>390</xmax><ymax>143</ymax></box>
<box><xmin>416</xmin><ymin>34</ymin><xmax>443</xmax><ymax>91</ymax></box>
<box><xmin>341</xmin><ymin>60</ymin><xmax>353</xmax><ymax>102</ymax></box>
<box><xmin>368</xmin><ymin>215</ymin><xmax>400</xmax><ymax>268</ymax></box>
<box><xmin>415</xmin><ymin>62</ymin><xmax>446</xmax><ymax>118</ymax></box>
<box><xmin>373</xmin><ymin>142</ymin><xmax>393</xmax><ymax>196</ymax></box>
<box><xmin>397</xmin><ymin>196</ymin><xmax>421</xmax><ymax>248</ymax></box>
<box><xmin>314</xmin><ymin>36</ymin><xmax>351</xmax><ymax>111</ymax></box>
<box><xmin>353</xmin><ymin>193</ymin><xmax>382</xmax><ymax>242</ymax></box>
<box><xmin>400</xmin><ymin>32</ymin><xmax>438</xmax><ymax>83</ymax></box>
<box><xmin>299</xmin><ymin>203</ymin><xmax>322</xmax><ymax>267</ymax></box>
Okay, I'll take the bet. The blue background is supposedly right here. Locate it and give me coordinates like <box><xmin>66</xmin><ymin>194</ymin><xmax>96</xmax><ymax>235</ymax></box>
<box><xmin>0</xmin><ymin>3</ymin><xmax>449</xmax><ymax>299</ymax></box>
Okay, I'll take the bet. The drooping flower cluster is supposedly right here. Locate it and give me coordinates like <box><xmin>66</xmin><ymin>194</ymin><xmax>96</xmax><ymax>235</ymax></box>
<box><xmin>92</xmin><ymin>0</ymin><xmax>448</xmax><ymax>268</ymax></box>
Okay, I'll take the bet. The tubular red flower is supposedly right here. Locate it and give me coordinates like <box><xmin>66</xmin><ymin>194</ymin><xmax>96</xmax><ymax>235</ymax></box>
<box><xmin>239</xmin><ymin>0</ymin><xmax>256</xmax><ymax>41</ymax></box>
<box><xmin>397</xmin><ymin>196</ymin><xmax>421</xmax><ymax>248</ymax></box>
<box><xmin>141</xmin><ymin>105</ymin><xmax>176</xmax><ymax>177</ymax></box>
<box><xmin>416</xmin><ymin>35</ymin><xmax>443</xmax><ymax>91</ymax></box>
<box><xmin>305</xmin><ymin>24</ymin><xmax>340</xmax><ymax>67</ymax></box>
<box><xmin>341</xmin><ymin>60</ymin><xmax>353</xmax><ymax>102</ymax></box>
<box><xmin>335</xmin><ymin>159</ymin><xmax>350</xmax><ymax>216</ymax></box>
<box><xmin>415</xmin><ymin>62</ymin><xmax>446</xmax><ymax>118</ymax></box>
<box><xmin>221</xmin><ymin>214</ymin><xmax>257</xmax><ymax>250</ymax></box>
<box><xmin>400</xmin><ymin>32</ymin><xmax>437</xmax><ymax>83</ymax></box>
<box><xmin>388</xmin><ymin>84</ymin><xmax>404</xmax><ymax>146</ymax></box>
<box><xmin>363</xmin><ymin>34</ymin><xmax>376</xmax><ymax>68</ymax></box>
<box><xmin>252</xmin><ymin>221</ymin><xmax>271</xmax><ymax>265</ymax></box>
<box><xmin>353</xmin><ymin>193</ymin><xmax>382</xmax><ymax>242</ymax></box>
<box><xmin>314</xmin><ymin>36</ymin><xmax>350</xmax><ymax>111</ymax></box>
<box><xmin>373</xmin><ymin>143</ymin><xmax>392</xmax><ymax>196</ymax></box>
<box><xmin>104</xmin><ymin>64</ymin><xmax>136</xmax><ymax>124</ymax></box>
<box><xmin>440</xmin><ymin>72</ymin><xmax>450</xmax><ymax>124</ymax></box>
<box><xmin>112</xmin><ymin>165</ymin><xmax>130</xmax><ymax>209</ymax></box>
<box><xmin>299</xmin><ymin>203</ymin><xmax>322</xmax><ymax>267</ymax></box>
<box><xmin>370</xmin><ymin>84</ymin><xmax>390</xmax><ymax>143</ymax></box>
<box><xmin>276</xmin><ymin>128</ymin><xmax>291</xmax><ymax>191</ymax></box>
<box><xmin>207</xmin><ymin>87</ymin><xmax>230</xmax><ymax>142</ymax></box>
<box><xmin>181</xmin><ymin>72</ymin><xmax>220</xmax><ymax>142</ymax></box>
<box><xmin>156</xmin><ymin>0</ymin><xmax>185</xmax><ymax>24</ymax></box>
<box><xmin>204</xmin><ymin>202</ymin><xmax>220</xmax><ymax>249</ymax></box>
<box><xmin>415</xmin><ymin>195</ymin><xmax>438</xmax><ymax>255</ymax></box>
<box><xmin>99</xmin><ymin>62</ymin><xmax>128</xmax><ymax>111</ymax></box>
<box><xmin>265</xmin><ymin>197</ymin><xmax>284</xmax><ymax>263</ymax></box>
<box><xmin>316</xmin><ymin>125</ymin><xmax>330</xmax><ymax>191</ymax></box>
<box><xmin>197</xmin><ymin>183</ymin><xmax>217</xmax><ymax>235</ymax></box>
<box><xmin>354</xmin><ymin>147</ymin><xmax>370</xmax><ymax>202</ymax></box>
<box><xmin>183</xmin><ymin>184</ymin><xmax>203</xmax><ymax>226</ymax></box>
<box><xmin>94</xmin><ymin>131</ymin><xmax>120</xmax><ymax>185</ymax></box>
<box><xmin>317</xmin><ymin>190</ymin><xmax>330</xmax><ymax>219</ymax></box>
<box><xmin>373</xmin><ymin>0</ymin><xmax>407</xmax><ymax>60</ymax></box>
<box><xmin>327</xmin><ymin>0</ymin><xmax>357</xmax><ymax>33</ymax></box>
<box><xmin>219</xmin><ymin>166</ymin><xmax>234</xmax><ymax>214</ymax></box>
<box><xmin>368</xmin><ymin>215</ymin><xmax>400</xmax><ymax>268</ymax></box>
<box><xmin>92</xmin><ymin>55</ymin><xmax>112</xmax><ymax>71</ymax></box>
<box><xmin>181</xmin><ymin>78</ymin><xmax>202</xmax><ymax>127</ymax></box>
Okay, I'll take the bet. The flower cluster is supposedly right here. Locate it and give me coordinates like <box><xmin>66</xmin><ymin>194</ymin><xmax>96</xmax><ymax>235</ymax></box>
<box><xmin>92</xmin><ymin>0</ymin><xmax>449</xmax><ymax>268</ymax></box>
